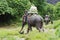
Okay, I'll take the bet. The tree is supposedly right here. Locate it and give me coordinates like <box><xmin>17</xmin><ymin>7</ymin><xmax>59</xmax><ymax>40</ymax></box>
<box><xmin>55</xmin><ymin>2</ymin><xmax>60</xmax><ymax>19</ymax></box>
<box><xmin>6</xmin><ymin>0</ymin><xmax>31</xmax><ymax>16</ymax></box>
<box><xmin>29</xmin><ymin>0</ymin><xmax>46</xmax><ymax>15</ymax></box>
<box><xmin>0</xmin><ymin>0</ymin><xmax>31</xmax><ymax>16</ymax></box>
<box><xmin>0</xmin><ymin>0</ymin><xmax>8</xmax><ymax>14</ymax></box>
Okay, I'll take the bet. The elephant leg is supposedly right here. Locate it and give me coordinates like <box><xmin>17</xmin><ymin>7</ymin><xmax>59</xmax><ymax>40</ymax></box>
<box><xmin>26</xmin><ymin>24</ymin><xmax>31</xmax><ymax>34</ymax></box>
<box><xmin>36</xmin><ymin>27</ymin><xmax>40</xmax><ymax>32</ymax></box>
<box><xmin>30</xmin><ymin>26</ymin><xmax>32</xmax><ymax>31</ymax></box>
<box><xmin>40</xmin><ymin>22</ymin><xmax>44</xmax><ymax>32</ymax></box>
<box><xmin>36</xmin><ymin>23</ymin><xmax>41</xmax><ymax>32</ymax></box>
<box><xmin>36</xmin><ymin>22</ymin><xmax>44</xmax><ymax>32</ymax></box>
<box><xmin>50</xmin><ymin>20</ymin><xmax>53</xmax><ymax>24</ymax></box>
<box><xmin>27</xmin><ymin>27</ymin><xmax>30</xmax><ymax>34</ymax></box>
<box><xmin>20</xmin><ymin>22</ymin><xmax>26</xmax><ymax>33</ymax></box>
<box><xmin>46</xmin><ymin>21</ymin><xmax>48</xmax><ymax>25</ymax></box>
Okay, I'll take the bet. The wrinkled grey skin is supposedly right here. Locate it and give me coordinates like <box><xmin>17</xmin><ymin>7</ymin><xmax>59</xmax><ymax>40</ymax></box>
<box><xmin>20</xmin><ymin>14</ymin><xmax>44</xmax><ymax>34</ymax></box>
<box><xmin>44</xmin><ymin>15</ymin><xmax>53</xmax><ymax>25</ymax></box>
<box><xmin>27</xmin><ymin>14</ymin><xmax>44</xmax><ymax>33</ymax></box>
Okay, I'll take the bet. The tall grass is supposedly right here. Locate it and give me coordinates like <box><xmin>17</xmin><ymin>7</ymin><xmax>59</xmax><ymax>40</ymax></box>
<box><xmin>0</xmin><ymin>20</ymin><xmax>60</xmax><ymax>40</ymax></box>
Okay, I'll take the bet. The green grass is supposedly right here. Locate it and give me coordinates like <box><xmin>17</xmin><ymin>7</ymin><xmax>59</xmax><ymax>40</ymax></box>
<box><xmin>0</xmin><ymin>28</ymin><xmax>55</xmax><ymax>40</ymax></box>
<box><xmin>0</xmin><ymin>20</ymin><xmax>60</xmax><ymax>40</ymax></box>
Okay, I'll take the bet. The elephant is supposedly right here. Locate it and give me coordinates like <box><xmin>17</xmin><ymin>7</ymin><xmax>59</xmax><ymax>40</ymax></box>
<box><xmin>27</xmin><ymin>14</ymin><xmax>44</xmax><ymax>33</ymax></box>
<box><xmin>19</xmin><ymin>13</ymin><xmax>44</xmax><ymax>34</ymax></box>
<box><xmin>44</xmin><ymin>15</ymin><xmax>53</xmax><ymax>25</ymax></box>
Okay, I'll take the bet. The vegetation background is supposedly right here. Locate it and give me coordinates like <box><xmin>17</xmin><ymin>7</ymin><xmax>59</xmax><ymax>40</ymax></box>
<box><xmin>0</xmin><ymin>0</ymin><xmax>60</xmax><ymax>40</ymax></box>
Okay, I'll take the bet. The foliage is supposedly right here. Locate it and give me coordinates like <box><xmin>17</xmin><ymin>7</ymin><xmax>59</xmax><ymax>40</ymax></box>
<box><xmin>55</xmin><ymin>26</ymin><xmax>60</xmax><ymax>37</ymax></box>
<box><xmin>0</xmin><ymin>0</ymin><xmax>31</xmax><ymax>24</ymax></box>
<box><xmin>0</xmin><ymin>20</ymin><xmax>60</xmax><ymax>40</ymax></box>
<box><xmin>0</xmin><ymin>0</ymin><xmax>8</xmax><ymax>14</ymax></box>
<box><xmin>0</xmin><ymin>0</ymin><xmax>60</xmax><ymax>24</ymax></box>
<box><xmin>30</xmin><ymin>0</ymin><xmax>60</xmax><ymax>20</ymax></box>
<box><xmin>6</xmin><ymin>0</ymin><xmax>31</xmax><ymax>16</ymax></box>
<box><xmin>29</xmin><ymin>0</ymin><xmax>45</xmax><ymax>15</ymax></box>
<box><xmin>54</xmin><ymin>2</ymin><xmax>60</xmax><ymax>19</ymax></box>
<box><xmin>41</xmin><ymin>2</ymin><xmax>60</xmax><ymax>20</ymax></box>
<box><xmin>0</xmin><ymin>0</ymin><xmax>31</xmax><ymax>16</ymax></box>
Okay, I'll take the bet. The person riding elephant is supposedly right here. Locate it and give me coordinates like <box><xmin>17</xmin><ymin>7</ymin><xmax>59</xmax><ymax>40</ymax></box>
<box><xmin>19</xmin><ymin>10</ymin><xmax>43</xmax><ymax>34</ymax></box>
<box><xmin>19</xmin><ymin>5</ymin><xmax>44</xmax><ymax>34</ymax></box>
<box><xmin>19</xmin><ymin>5</ymin><xmax>43</xmax><ymax>33</ymax></box>
<box><xmin>44</xmin><ymin>14</ymin><xmax>53</xmax><ymax>25</ymax></box>
<box><xmin>28</xmin><ymin>5</ymin><xmax>38</xmax><ymax>14</ymax></box>
<box><xmin>20</xmin><ymin>13</ymin><xmax>44</xmax><ymax>34</ymax></box>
